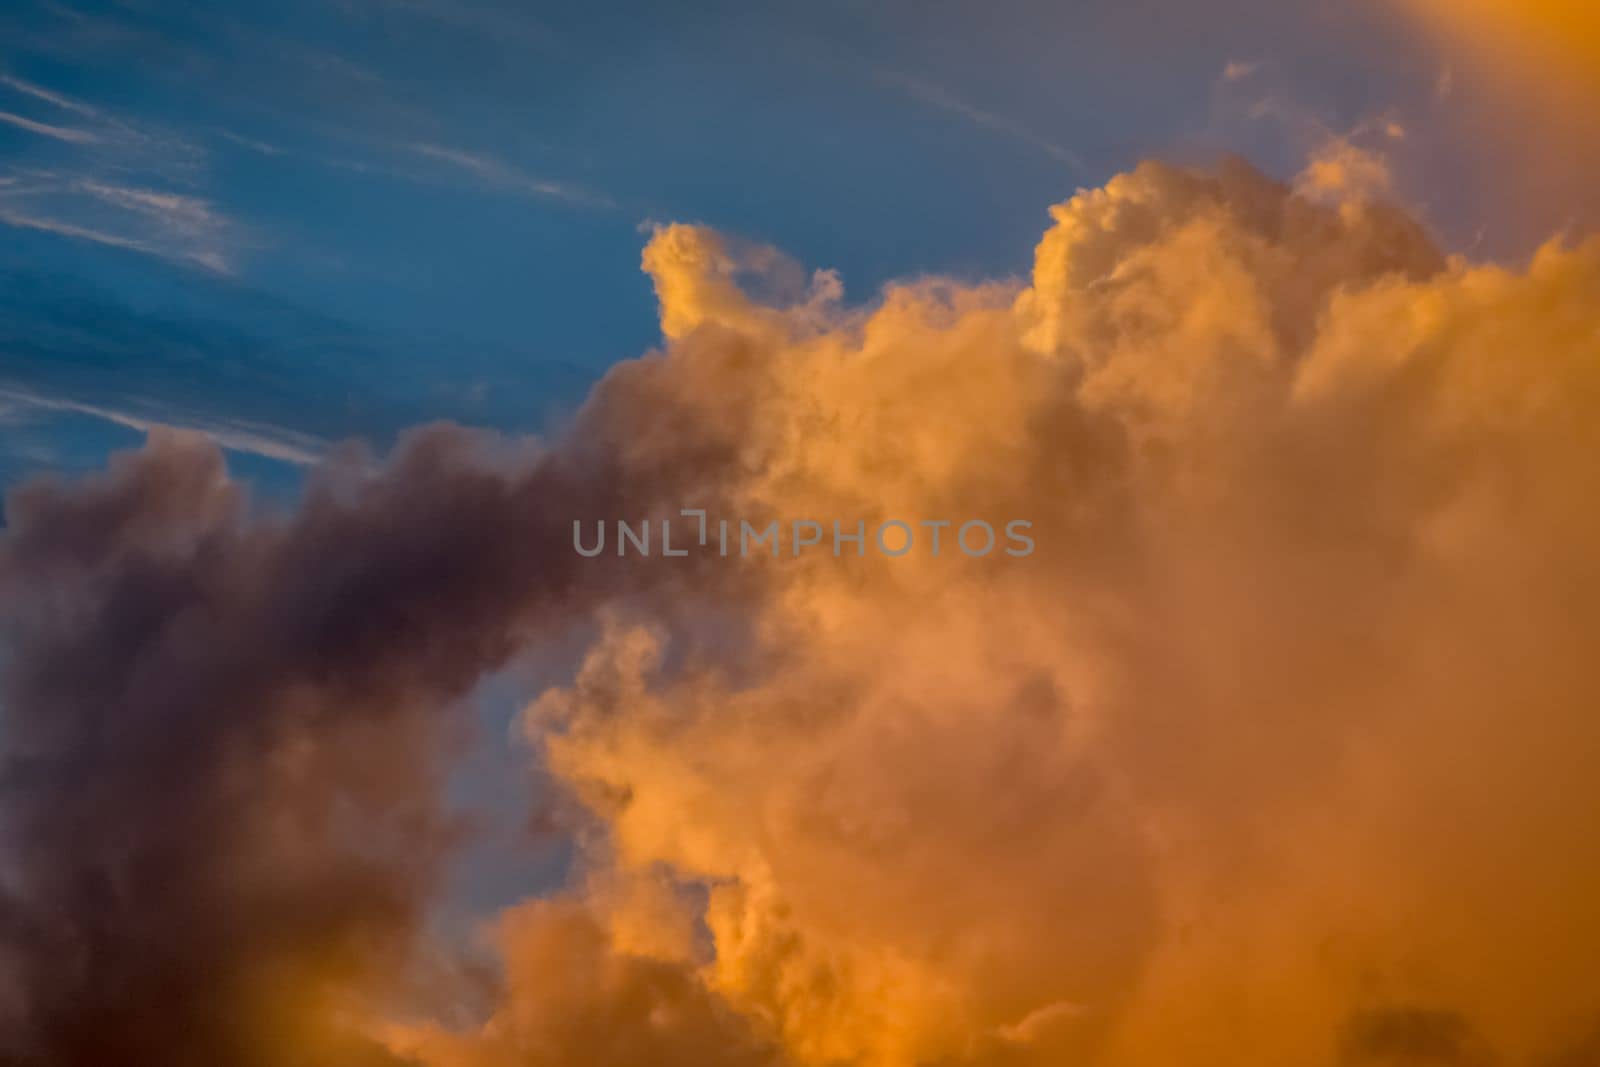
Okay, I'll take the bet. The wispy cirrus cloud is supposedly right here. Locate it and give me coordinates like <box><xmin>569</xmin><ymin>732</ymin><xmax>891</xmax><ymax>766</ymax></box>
<box><xmin>0</xmin><ymin>386</ymin><xmax>325</xmax><ymax>466</ymax></box>
<box><xmin>872</xmin><ymin>68</ymin><xmax>1087</xmax><ymax>173</ymax></box>
<box><xmin>77</xmin><ymin>180</ymin><xmax>229</xmax><ymax>241</ymax></box>
<box><xmin>0</xmin><ymin>73</ymin><xmax>103</xmax><ymax>119</ymax></box>
<box><xmin>0</xmin><ymin>73</ymin><xmax>160</xmax><ymax>150</ymax></box>
<box><xmin>0</xmin><ymin>170</ymin><xmax>234</xmax><ymax>272</ymax></box>
<box><xmin>0</xmin><ymin>73</ymin><xmax>237</xmax><ymax>271</ymax></box>
<box><xmin>406</xmin><ymin>142</ymin><xmax>613</xmax><ymax>207</ymax></box>
<box><xmin>8</xmin><ymin>10</ymin><xmax>613</xmax><ymax>229</ymax></box>
<box><xmin>0</xmin><ymin>107</ymin><xmax>100</xmax><ymax>144</ymax></box>
<box><xmin>0</xmin><ymin>204</ymin><xmax>168</xmax><ymax>257</ymax></box>
<box><xmin>210</xmin><ymin>127</ymin><xmax>288</xmax><ymax>156</ymax></box>
<box><xmin>199</xmin><ymin>127</ymin><xmax>614</xmax><ymax>212</ymax></box>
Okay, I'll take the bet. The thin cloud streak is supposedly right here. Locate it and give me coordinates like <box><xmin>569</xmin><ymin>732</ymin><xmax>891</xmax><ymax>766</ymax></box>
<box><xmin>407</xmin><ymin>142</ymin><xmax>614</xmax><ymax>207</ymax></box>
<box><xmin>0</xmin><ymin>108</ymin><xmax>100</xmax><ymax>144</ymax></box>
<box><xmin>205</xmin><ymin>125</ymin><xmax>615</xmax><ymax>212</ymax></box>
<box><xmin>0</xmin><ymin>204</ymin><xmax>229</xmax><ymax>272</ymax></box>
<box><xmin>873</xmin><ymin>69</ymin><xmax>1087</xmax><ymax>173</ymax></box>
<box><xmin>0</xmin><ymin>72</ymin><xmax>233</xmax><ymax>268</ymax></box>
<box><xmin>0</xmin><ymin>74</ymin><xmax>104</xmax><ymax>120</ymax></box>
<box><xmin>211</xmin><ymin>127</ymin><xmax>288</xmax><ymax>156</ymax></box>
<box><xmin>0</xmin><ymin>387</ymin><xmax>325</xmax><ymax>465</ymax></box>
<box><xmin>77</xmin><ymin>180</ymin><xmax>228</xmax><ymax>241</ymax></box>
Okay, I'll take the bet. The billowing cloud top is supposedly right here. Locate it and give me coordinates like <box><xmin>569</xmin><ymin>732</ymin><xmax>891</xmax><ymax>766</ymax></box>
<box><xmin>3</xmin><ymin>153</ymin><xmax>1600</xmax><ymax>1067</ymax></box>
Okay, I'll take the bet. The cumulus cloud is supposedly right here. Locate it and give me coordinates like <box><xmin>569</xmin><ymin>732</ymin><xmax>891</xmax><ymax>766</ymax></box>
<box><xmin>516</xmin><ymin>159</ymin><xmax>1600</xmax><ymax>1067</ymax></box>
<box><xmin>379</xmin><ymin>900</ymin><xmax>782</xmax><ymax>1067</ymax></box>
<box><xmin>3</xmin><ymin>153</ymin><xmax>1600</xmax><ymax>1067</ymax></box>
<box><xmin>0</xmin><ymin>426</ymin><xmax>656</xmax><ymax>1065</ymax></box>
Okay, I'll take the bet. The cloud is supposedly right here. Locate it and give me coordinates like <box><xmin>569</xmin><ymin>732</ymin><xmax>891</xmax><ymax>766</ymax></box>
<box><xmin>0</xmin><ymin>108</ymin><xmax>99</xmax><ymax>145</ymax></box>
<box><xmin>0</xmin><ymin>158</ymin><xmax>233</xmax><ymax>271</ymax></box>
<box><xmin>0</xmin><ymin>73</ymin><xmax>153</xmax><ymax>148</ymax></box>
<box><xmin>205</xmin><ymin>132</ymin><xmax>615</xmax><ymax>213</ymax></box>
<box><xmin>0</xmin><ymin>203</ymin><xmax>225</xmax><ymax>271</ymax></box>
<box><xmin>1294</xmin><ymin>136</ymin><xmax>1396</xmax><ymax>204</ymax></box>
<box><xmin>0</xmin><ymin>424</ymin><xmax>649</xmax><ymax>1065</ymax></box>
<box><xmin>0</xmin><ymin>387</ymin><xmax>325</xmax><ymax>465</ymax></box>
<box><xmin>0</xmin><ymin>265</ymin><xmax>597</xmax><ymax>471</ymax></box>
<box><xmin>379</xmin><ymin>900</ymin><xmax>782</xmax><ymax>1067</ymax></box>
<box><xmin>0</xmin><ymin>74</ymin><xmax>104</xmax><ymax>121</ymax></box>
<box><xmin>76</xmin><ymin>180</ymin><xmax>229</xmax><ymax>240</ymax></box>
<box><xmin>3</xmin><ymin>155</ymin><xmax>1600</xmax><ymax>1067</ymax></box>
<box><xmin>1338</xmin><ymin>1007</ymin><xmax>1493</xmax><ymax>1066</ymax></box>
<box><xmin>0</xmin><ymin>198</ymin><xmax>230</xmax><ymax>272</ymax></box>
<box><xmin>873</xmin><ymin>69</ymin><xmax>1086</xmax><ymax>172</ymax></box>
<box><xmin>211</xmin><ymin>127</ymin><xmax>289</xmax><ymax>156</ymax></box>
<box><xmin>511</xmin><ymin>160</ymin><xmax>1600</xmax><ymax>1066</ymax></box>
<box><xmin>1221</xmin><ymin>59</ymin><xmax>1261</xmax><ymax>82</ymax></box>
<box><xmin>0</xmin><ymin>74</ymin><xmax>232</xmax><ymax>269</ymax></box>
<box><xmin>406</xmin><ymin>142</ymin><xmax>613</xmax><ymax>208</ymax></box>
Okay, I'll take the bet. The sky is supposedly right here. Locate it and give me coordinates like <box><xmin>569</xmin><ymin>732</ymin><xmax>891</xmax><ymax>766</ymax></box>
<box><xmin>0</xmin><ymin>0</ymin><xmax>1478</xmax><ymax>496</ymax></box>
<box><xmin>4</xmin><ymin>3</ymin><xmax>1600</xmax><ymax>1066</ymax></box>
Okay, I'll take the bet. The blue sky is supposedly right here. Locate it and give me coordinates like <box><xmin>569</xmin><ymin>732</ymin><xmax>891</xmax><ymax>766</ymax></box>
<box><xmin>0</xmin><ymin>0</ymin><xmax>1468</xmax><ymax>502</ymax></box>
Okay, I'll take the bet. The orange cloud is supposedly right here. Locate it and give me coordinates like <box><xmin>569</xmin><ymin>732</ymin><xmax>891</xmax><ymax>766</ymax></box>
<box><xmin>4</xmin><ymin>155</ymin><xmax>1600</xmax><ymax>1067</ymax></box>
<box><xmin>434</xmin><ymin>159</ymin><xmax>1600</xmax><ymax>1066</ymax></box>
